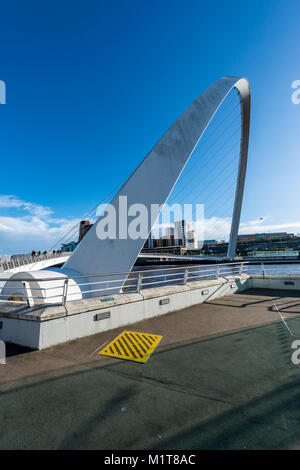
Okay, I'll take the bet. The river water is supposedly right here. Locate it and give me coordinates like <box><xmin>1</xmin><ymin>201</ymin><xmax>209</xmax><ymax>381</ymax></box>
<box><xmin>245</xmin><ymin>263</ymin><xmax>300</xmax><ymax>275</ymax></box>
<box><xmin>125</xmin><ymin>262</ymin><xmax>300</xmax><ymax>292</ymax></box>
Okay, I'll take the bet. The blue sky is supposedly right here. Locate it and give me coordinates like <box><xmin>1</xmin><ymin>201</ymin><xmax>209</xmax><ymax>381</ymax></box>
<box><xmin>0</xmin><ymin>0</ymin><xmax>300</xmax><ymax>253</ymax></box>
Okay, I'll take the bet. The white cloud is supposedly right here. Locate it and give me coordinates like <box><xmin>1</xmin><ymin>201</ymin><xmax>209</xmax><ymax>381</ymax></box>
<box><xmin>0</xmin><ymin>195</ymin><xmax>53</xmax><ymax>217</ymax></box>
<box><xmin>239</xmin><ymin>220</ymin><xmax>300</xmax><ymax>234</ymax></box>
<box><xmin>202</xmin><ymin>217</ymin><xmax>232</xmax><ymax>240</ymax></box>
<box><xmin>0</xmin><ymin>195</ymin><xmax>80</xmax><ymax>254</ymax></box>
<box><xmin>202</xmin><ymin>216</ymin><xmax>300</xmax><ymax>241</ymax></box>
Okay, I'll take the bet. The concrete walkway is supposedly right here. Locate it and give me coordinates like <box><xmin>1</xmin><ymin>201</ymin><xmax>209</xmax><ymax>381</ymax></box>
<box><xmin>1</xmin><ymin>288</ymin><xmax>300</xmax><ymax>449</ymax></box>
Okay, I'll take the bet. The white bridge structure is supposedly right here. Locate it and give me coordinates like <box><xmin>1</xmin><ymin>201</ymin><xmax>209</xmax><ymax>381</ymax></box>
<box><xmin>0</xmin><ymin>252</ymin><xmax>70</xmax><ymax>274</ymax></box>
<box><xmin>1</xmin><ymin>76</ymin><xmax>250</xmax><ymax>306</ymax></box>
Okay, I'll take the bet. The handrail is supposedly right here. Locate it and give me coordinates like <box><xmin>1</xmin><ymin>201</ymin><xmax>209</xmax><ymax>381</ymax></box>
<box><xmin>0</xmin><ymin>261</ymin><xmax>249</xmax><ymax>283</ymax></box>
<box><xmin>0</xmin><ymin>261</ymin><xmax>251</xmax><ymax>307</ymax></box>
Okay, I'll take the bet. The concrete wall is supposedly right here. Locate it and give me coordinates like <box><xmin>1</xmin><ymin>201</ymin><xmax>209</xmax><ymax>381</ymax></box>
<box><xmin>250</xmin><ymin>274</ymin><xmax>300</xmax><ymax>291</ymax></box>
<box><xmin>0</xmin><ymin>275</ymin><xmax>250</xmax><ymax>350</ymax></box>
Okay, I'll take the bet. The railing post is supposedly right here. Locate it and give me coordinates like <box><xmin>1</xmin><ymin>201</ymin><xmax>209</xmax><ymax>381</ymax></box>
<box><xmin>216</xmin><ymin>265</ymin><xmax>220</xmax><ymax>279</ymax></box>
<box><xmin>239</xmin><ymin>263</ymin><xmax>244</xmax><ymax>275</ymax></box>
<box><xmin>137</xmin><ymin>272</ymin><xmax>143</xmax><ymax>292</ymax></box>
<box><xmin>261</xmin><ymin>262</ymin><xmax>265</xmax><ymax>278</ymax></box>
<box><xmin>183</xmin><ymin>268</ymin><xmax>189</xmax><ymax>284</ymax></box>
<box><xmin>62</xmin><ymin>279</ymin><xmax>69</xmax><ymax>306</ymax></box>
<box><xmin>22</xmin><ymin>281</ymin><xmax>34</xmax><ymax>308</ymax></box>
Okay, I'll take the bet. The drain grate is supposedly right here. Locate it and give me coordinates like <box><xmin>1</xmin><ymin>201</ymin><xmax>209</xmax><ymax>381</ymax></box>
<box><xmin>99</xmin><ymin>331</ymin><xmax>163</xmax><ymax>363</ymax></box>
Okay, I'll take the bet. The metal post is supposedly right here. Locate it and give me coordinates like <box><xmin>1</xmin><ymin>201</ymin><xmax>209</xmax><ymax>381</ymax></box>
<box><xmin>239</xmin><ymin>263</ymin><xmax>244</xmax><ymax>275</ymax></box>
<box><xmin>261</xmin><ymin>263</ymin><xmax>265</xmax><ymax>278</ymax></box>
<box><xmin>183</xmin><ymin>268</ymin><xmax>189</xmax><ymax>284</ymax></box>
<box><xmin>216</xmin><ymin>265</ymin><xmax>220</xmax><ymax>279</ymax></box>
<box><xmin>137</xmin><ymin>272</ymin><xmax>143</xmax><ymax>292</ymax></box>
<box><xmin>62</xmin><ymin>279</ymin><xmax>69</xmax><ymax>306</ymax></box>
<box><xmin>22</xmin><ymin>281</ymin><xmax>34</xmax><ymax>308</ymax></box>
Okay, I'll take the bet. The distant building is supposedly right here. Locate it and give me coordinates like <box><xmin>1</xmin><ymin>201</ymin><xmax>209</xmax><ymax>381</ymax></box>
<box><xmin>143</xmin><ymin>221</ymin><xmax>199</xmax><ymax>251</ymax></box>
<box><xmin>78</xmin><ymin>220</ymin><xmax>93</xmax><ymax>242</ymax></box>
<box><xmin>203</xmin><ymin>239</ymin><xmax>218</xmax><ymax>246</ymax></box>
<box><xmin>61</xmin><ymin>241</ymin><xmax>77</xmax><ymax>252</ymax></box>
<box><xmin>237</xmin><ymin>232</ymin><xmax>296</xmax><ymax>244</ymax></box>
<box><xmin>201</xmin><ymin>232</ymin><xmax>300</xmax><ymax>255</ymax></box>
<box><xmin>186</xmin><ymin>230</ymin><xmax>198</xmax><ymax>249</ymax></box>
<box><xmin>144</xmin><ymin>231</ymin><xmax>154</xmax><ymax>249</ymax></box>
<box><xmin>142</xmin><ymin>221</ymin><xmax>200</xmax><ymax>253</ymax></box>
<box><xmin>174</xmin><ymin>220</ymin><xmax>190</xmax><ymax>246</ymax></box>
<box><xmin>165</xmin><ymin>227</ymin><xmax>175</xmax><ymax>238</ymax></box>
<box><xmin>250</xmin><ymin>250</ymin><xmax>299</xmax><ymax>258</ymax></box>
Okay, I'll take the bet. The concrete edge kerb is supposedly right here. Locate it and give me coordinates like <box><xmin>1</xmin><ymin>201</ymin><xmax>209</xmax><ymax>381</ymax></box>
<box><xmin>0</xmin><ymin>275</ymin><xmax>247</xmax><ymax>322</ymax></box>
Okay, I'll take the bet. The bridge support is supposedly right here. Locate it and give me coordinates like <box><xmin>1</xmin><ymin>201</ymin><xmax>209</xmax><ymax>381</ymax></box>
<box><xmin>227</xmin><ymin>79</ymin><xmax>251</xmax><ymax>259</ymax></box>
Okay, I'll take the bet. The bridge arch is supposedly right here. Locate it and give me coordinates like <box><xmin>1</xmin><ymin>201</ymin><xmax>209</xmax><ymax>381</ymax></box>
<box><xmin>64</xmin><ymin>76</ymin><xmax>250</xmax><ymax>277</ymax></box>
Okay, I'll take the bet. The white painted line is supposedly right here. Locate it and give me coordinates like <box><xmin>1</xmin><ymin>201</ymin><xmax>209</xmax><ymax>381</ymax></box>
<box><xmin>90</xmin><ymin>340</ymin><xmax>110</xmax><ymax>357</ymax></box>
<box><xmin>273</xmin><ymin>301</ymin><xmax>295</xmax><ymax>337</ymax></box>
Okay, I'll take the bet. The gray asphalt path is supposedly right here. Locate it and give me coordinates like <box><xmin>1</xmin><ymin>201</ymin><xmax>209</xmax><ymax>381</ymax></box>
<box><xmin>1</xmin><ymin>289</ymin><xmax>300</xmax><ymax>449</ymax></box>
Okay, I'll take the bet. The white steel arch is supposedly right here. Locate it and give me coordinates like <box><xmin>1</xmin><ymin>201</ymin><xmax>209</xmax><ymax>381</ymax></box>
<box><xmin>64</xmin><ymin>75</ymin><xmax>250</xmax><ymax>277</ymax></box>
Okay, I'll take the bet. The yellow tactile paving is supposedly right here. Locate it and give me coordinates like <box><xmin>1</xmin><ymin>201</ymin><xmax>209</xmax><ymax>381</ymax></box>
<box><xmin>99</xmin><ymin>331</ymin><xmax>163</xmax><ymax>363</ymax></box>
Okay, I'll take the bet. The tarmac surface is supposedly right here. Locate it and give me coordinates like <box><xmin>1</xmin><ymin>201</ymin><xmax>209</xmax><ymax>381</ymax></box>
<box><xmin>1</xmin><ymin>288</ymin><xmax>300</xmax><ymax>449</ymax></box>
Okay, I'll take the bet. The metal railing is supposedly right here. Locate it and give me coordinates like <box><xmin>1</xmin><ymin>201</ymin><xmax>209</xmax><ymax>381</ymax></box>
<box><xmin>0</xmin><ymin>261</ymin><xmax>251</xmax><ymax>307</ymax></box>
<box><xmin>0</xmin><ymin>252</ymin><xmax>70</xmax><ymax>273</ymax></box>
